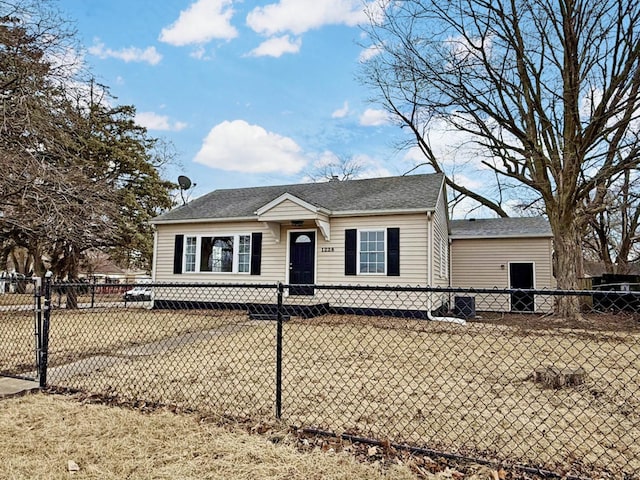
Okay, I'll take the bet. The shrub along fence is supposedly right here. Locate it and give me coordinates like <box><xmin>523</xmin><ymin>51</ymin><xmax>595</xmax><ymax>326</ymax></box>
<box><xmin>1</xmin><ymin>280</ymin><xmax>639</xmax><ymax>478</ymax></box>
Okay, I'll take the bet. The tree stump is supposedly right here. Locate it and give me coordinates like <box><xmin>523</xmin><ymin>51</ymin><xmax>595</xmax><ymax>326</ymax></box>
<box><xmin>533</xmin><ymin>366</ymin><xmax>587</xmax><ymax>388</ymax></box>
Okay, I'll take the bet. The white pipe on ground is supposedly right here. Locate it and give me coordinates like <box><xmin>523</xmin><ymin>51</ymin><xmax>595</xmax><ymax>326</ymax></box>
<box><xmin>426</xmin><ymin>296</ymin><xmax>466</xmax><ymax>325</ymax></box>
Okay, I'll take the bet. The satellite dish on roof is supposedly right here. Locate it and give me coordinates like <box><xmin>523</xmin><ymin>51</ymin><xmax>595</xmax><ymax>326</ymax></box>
<box><xmin>177</xmin><ymin>175</ymin><xmax>196</xmax><ymax>206</ymax></box>
<box><xmin>178</xmin><ymin>175</ymin><xmax>192</xmax><ymax>190</ymax></box>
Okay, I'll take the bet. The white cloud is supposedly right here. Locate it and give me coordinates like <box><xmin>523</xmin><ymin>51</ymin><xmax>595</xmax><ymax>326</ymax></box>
<box><xmin>247</xmin><ymin>35</ymin><xmax>302</xmax><ymax>57</ymax></box>
<box><xmin>246</xmin><ymin>0</ymin><xmax>369</xmax><ymax>36</ymax></box>
<box><xmin>136</xmin><ymin>112</ymin><xmax>187</xmax><ymax>132</ymax></box>
<box><xmin>358</xmin><ymin>43</ymin><xmax>383</xmax><ymax>62</ymax></box>
<box><xmin>88</xmin><ymin>42</ymin><xmax>162</xmax><ymax>65</ymax></box>
<box><xmin>359</xmin><ymin>108</ymin><xmax>390</xmax><ymax>126</ymax></box>
<box><xmin>349</xmin><ymin>153</ymin><xmax>392</xmax><ymax>178</ymax></box>
<box><xmin>159</xmin><ymin>0</ymin><xmax>238</xmax><ymax>46</ymax></box>
<box><xmin>194</xmin><ymin>120</ymin><xmax>307</xmax><ymax>174</ymax></box>
<box><xmin>331</xmin><ymin>101</ymin><xmax>349</xmax><ymax>118</ymax></box>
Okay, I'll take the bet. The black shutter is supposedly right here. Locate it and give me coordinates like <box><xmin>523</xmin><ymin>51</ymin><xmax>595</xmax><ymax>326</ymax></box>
<box><xmin>345</xmin><ymin>229</ymin><xmax>357</xmax><ymax>275</ymax></box>
<box><xmin>250</xmin><ymin>232</ymin><xmax>262</xmax><ymax>275</ymax></box>
<box><xmin>387</xmin><ymin>228</ymin><xmax>400</xmax><ymax>276</ymax></box>
<box><xmin>173</xmin><ymin>235</ymin><xmax>184</xmax><ymax>274</ymax></box>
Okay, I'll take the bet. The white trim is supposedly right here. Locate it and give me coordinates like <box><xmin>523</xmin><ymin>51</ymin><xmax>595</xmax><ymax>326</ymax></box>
<box><xmin>265</xmin><ymin>222</ymin><xmax>281</xmax><ymax>243</ymax></box>
<box><xmin>315</xmin><ymin>218</ymin><xmax>330</xmax><ymax>241</ymax></box>
<box><xmin>450</xmin><ymin>234</ymin><xmax>553</xmax><ymax>240</ymax></box>
<box><xmin>151</xmin><ymin>216</ymin><xmax>256</xmax><ymax>225</ymax></box>
<box><xmin>285</xmin><ymin>229</ymin><xmax>317</xmax><ymax>287</ymax></box>
<box><xmin>256</xmin><ymin>193</ymin><xmax>329</xmax><ymax>216</ymax></box>
<box><xmin>151</xmin><ymin>208</ymin><xmax>434</xmax><ymax>225</ymax></box>
<box><xmin>151</xmin><ymin>228</ymin><xmax>158</xmax><ymax>282</ymax></box>
<box><xmin>332</xmin><ymin>208</ymin><xmax>432</xmax><ymax>217</ymax></box>
<box><xmin>357</xmin><ymin>228</ymin><xmax>387</xmax><ymax>276</ymax></box>
<box><xmin>427</xmin><ymin>212</ymin><xmax>433</xmax><ymax>286</ymax></box>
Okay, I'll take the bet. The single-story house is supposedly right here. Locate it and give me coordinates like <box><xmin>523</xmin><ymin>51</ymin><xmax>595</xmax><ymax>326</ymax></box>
<box><xmin>150</xmin><ymin>173</ymin><xmax>553</xmax><ymax>314</ymax></box>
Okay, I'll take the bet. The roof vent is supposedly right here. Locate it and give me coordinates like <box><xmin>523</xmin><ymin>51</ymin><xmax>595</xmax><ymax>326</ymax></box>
<box><xmin>469</xmin><ymin>218</ymin><xmax>476</xmax><ymax>222</ymax></box>
<box><xmin>330</xmin><ymin>175</ymin><xmax>339</xmax><ymax>182</ymax></box>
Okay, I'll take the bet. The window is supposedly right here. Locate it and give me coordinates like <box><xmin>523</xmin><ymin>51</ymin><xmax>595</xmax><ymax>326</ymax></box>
<box><xmin>345</xmin><ymin>228</ymin><xmax>399</xmax><ymax>277</ymax></box>
<box><xmin>185</xmin><ymin>234</ymin><xmax>251</xmax><ymax>274</ymax></box>
<box><xmin>238</xmin><ymin>235</ymin><xmax>251</xmax><ymax>273</ymax></box>
<box><xmin>359</xmin><ymin>230</ymin><xmax>385</xmax><ymax>274</ymax></box>
<box><xmin>185</xmin><ymin>237</ymin><xmax>197</xmax><ymax>272</ymax></box>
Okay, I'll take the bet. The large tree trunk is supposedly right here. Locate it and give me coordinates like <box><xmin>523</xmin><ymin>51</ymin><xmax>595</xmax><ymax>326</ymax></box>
<box><xmin>549</xmin><ymin>212</ymin><xmax>582</xmax><ymax>320</ymax></box>
<box><xmin>65</xmin><ymin>252</ymin><xmax>80</xmax><ymax>310</ymax></box>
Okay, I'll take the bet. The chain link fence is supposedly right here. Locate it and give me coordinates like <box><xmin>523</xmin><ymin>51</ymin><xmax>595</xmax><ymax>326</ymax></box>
<box><xmin>0</xmin><ymin>280</ymin><xmax>638</xmax><ymax>477</ymax></box>
<box><xmin>0</xmin><ymin>278</ymin><xmax>41</xmax><ymax>379</ymax></box>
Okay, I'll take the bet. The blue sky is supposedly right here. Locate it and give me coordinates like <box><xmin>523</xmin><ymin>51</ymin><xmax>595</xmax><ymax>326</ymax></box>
<box><xmin>55</xmin><ymin>0</ymin><xmax>419</xmax><ymax>197</ymax></box>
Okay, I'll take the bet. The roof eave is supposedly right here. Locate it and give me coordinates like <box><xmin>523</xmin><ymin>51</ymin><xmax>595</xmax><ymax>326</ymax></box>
<box><xmin>150</xmin><ymin>215</ymin><xmax>257</xmax><ymax>225</ymax></box>
<box><xmin>331</xmin><ymin>207</ymin><xmax>434</xmax><ymax>217</ymax></box>
<box><xmin>449</xmin><ymin>233</ymin><xmax>553</xmax><ymax>240</ymax></box>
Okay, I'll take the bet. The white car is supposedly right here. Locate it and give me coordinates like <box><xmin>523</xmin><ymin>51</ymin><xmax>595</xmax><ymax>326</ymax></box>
<box><xmin>123</xmin><ymin>286</ymin><xmax>153</xmax><ymax>302</ymax></box>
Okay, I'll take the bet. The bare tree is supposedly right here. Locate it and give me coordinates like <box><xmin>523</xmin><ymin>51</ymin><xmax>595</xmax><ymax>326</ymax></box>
<box><xmin>305</xmin><ymin>154</ymin><xmax>364</xmax><ymax>182</ymax></box>
<box><xmin>362</xmin><ymin>0</ymin><xmax>640</xmax><ymax>316</ymax></box>
<box><xmin>1</xmin><ymin>2</ymin><xmax>174</xmax><ymax>307</ymax></box>
<box><xmin>583</xmin><ymin>167</ymin><xmax>640</xmax><ymax>273</ymax></box>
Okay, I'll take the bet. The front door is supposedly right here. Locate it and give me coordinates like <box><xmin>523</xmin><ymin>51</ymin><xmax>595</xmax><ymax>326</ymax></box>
<box><xmin>289</xmin><ymin>231</ymin><xmax>315</xmax><ymax>295</ymax></box>
<box><xmin>509</xmin><ymin>262</ymin><xmax>535</xmax><ymax>312</ymax></box>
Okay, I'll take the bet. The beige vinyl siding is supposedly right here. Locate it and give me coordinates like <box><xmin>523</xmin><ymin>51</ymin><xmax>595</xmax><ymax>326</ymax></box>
<box><xmin>154</xmin><ymin>213</ymin><xmax>430</xmax><ymax>286</ymax></box>
<box><xmin>153</xmin><ymin>214</ymin><xmax>430</xmax><ymax>309</ymax></box>
<box><xmin>154</xmin><ymin>221</ymin><xmax>287</xmax><ymax>284</ymax></box>
<box><xmin>315</xmin><ymin>214</ymin><xmax>429</xmax><ymax>286</ymax></box>
<box><xmin>431</xmin><ymin>190</ymin><xmax>449</xmax><ymax>287</ymax></box>
<box><xmin>259</xmin><ymin>199</ymin><xmax>319</xmax><ymax>222</ymax></box>
<box><xmin>450</xmin><ymin>236</ymin><xmax>554</xmax><ymax>312</ymax></box>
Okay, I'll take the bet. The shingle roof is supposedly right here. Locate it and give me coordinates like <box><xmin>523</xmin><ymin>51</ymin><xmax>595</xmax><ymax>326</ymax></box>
<box><xmin>449</xmin><ymin>217</ymin><xmax>552</xmax><ymax>238</ymax></box>
<box><xmin>152</xmin><ymin>173</ymin><xmax>445</xmax><ymax>223</ymax></box>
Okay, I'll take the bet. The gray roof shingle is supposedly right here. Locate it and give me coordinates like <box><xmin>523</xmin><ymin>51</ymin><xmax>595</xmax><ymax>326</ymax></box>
<box><xmin>450</xmin><ymin>217</ymin><xmax>552</xmax><ymax>238</ymax></box>
<box><xmin>153</xmin><ymin>173</ymin><xmax>445</xmax><ymax>223</ymax></box>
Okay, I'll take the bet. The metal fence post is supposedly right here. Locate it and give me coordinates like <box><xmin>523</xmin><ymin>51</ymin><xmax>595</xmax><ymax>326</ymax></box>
<box><xmin>91</xmin><ymin>275</ymin><xmax>96</xmax><ymax>309</ymax></box>
<box><xmin>275</xmin><ymin>282</ymin><xmax>284</xmax><ymax>419</ymax></box>
<box><xmin>39</xmin><ymin>272</ymin><xmax>53</xmax><ymax>388</ymax></box>
<box><xmin>33</xmin><ymin>277</ymin><xmax>42</xmax><ymax>378</ymax></box>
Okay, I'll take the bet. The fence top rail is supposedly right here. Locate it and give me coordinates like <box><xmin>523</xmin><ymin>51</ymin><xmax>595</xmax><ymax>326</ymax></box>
<box><xmin>39</xmin><ymin>280</ymin><xmax>640</xmax><ymax>297</ymax></box>
<box><xmin>281</xmin><ymin>284</ymin><xmax>606</xmax><ymax>297</ymax></box>
<box><xmin>49</xmin><ymin>281</ymin><xmax>280</xmax><ymax>289</ymax></box>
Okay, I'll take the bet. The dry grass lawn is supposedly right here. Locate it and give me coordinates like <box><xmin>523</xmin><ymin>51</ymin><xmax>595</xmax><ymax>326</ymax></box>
<box><xmin>0</xmin><ymin>308</ymin><xmax>246</xmax><ymax>375</ymax></box>
<box><xmin>3</xmin><ymin>306</ymin><xmax>639</xmax><ymax>477</ymax></box>
<box><xmin>0</xmin><ymin>392</ymin><xmax>418</xmax><ymax>480</ymax></box>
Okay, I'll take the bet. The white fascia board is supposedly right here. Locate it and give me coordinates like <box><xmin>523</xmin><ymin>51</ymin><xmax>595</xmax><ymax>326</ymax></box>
<box><xmin>255</xmin><ymin>192</ymin><xmax>329</xmax><ymax>216</ymax></box>
<box><xmin>331</xmin><ymin>207</ymin><xmax>433</xmax><ymax>217</ymax></box>
<box><xmin>449</xmin><ymin>234</ymin><xmax>553</xmax><ymax>240</ymax></box>
<box><xmin>150</xmin><ymin>216</ymin><xmax>256</xmax><ymax>225</ymax></box>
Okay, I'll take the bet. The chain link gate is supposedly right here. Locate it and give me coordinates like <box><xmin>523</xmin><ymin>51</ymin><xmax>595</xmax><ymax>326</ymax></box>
<box><xmin>0</xmin><ymin>276</ymin><xmax>48</xmax><ymax>382</ymax></box>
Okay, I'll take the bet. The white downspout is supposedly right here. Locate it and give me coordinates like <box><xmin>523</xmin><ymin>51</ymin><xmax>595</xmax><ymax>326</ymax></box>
<box><xmin>425</xmin><ymin>212</ymin><xmax>465</xmax><ymax>325</ymax></box>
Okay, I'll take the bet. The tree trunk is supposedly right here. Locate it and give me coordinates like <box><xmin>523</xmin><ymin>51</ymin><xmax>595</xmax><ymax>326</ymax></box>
<box><xmin>549</xmin><ymin>212</ymin><xmax>582</xmax><ymax>320</ymax></box>
<box><xmin>60</xmin><ymin>248</ymin><xmax>81</xmax><ymax>310</ymax></box>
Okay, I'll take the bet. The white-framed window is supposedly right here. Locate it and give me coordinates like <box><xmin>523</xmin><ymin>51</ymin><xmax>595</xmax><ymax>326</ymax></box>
<box><xmin>238</xmin><ymin>235</ymin><xmax>251</xmax><ymax>273</ymax></box>
<box><xmin>358</xmin><ymin>230</ymin><xmax>386</xmax><ymax>274</ymax></box>
<box><xmin>185</xmin><ymin>236</ymin><xmax>197</xmax><ymax>272</ymax></box>
<box><xmin>184</xmin><ymin>234</ymin><xmax>251</xmax><ymax>274</ymax></box>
